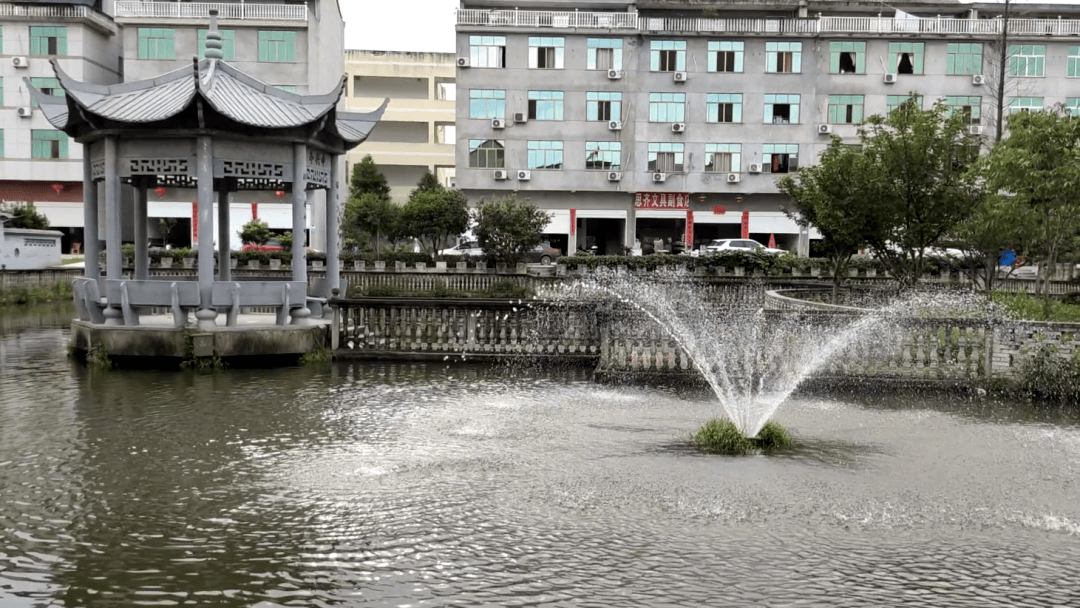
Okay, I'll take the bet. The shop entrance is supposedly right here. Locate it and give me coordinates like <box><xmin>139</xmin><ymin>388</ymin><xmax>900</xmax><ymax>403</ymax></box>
<box><xmin>576</xmin><ymin>218</ymin><xmax>625</xmax><ymax>255</ymax></box>
<box><xmin>541</xmin><ymin>233</ymin><xmax>568</xmax><ymax>256</ymax></box>
<box><xmin>635</xmin><ymin>218</ymin><xmax>687</xmax><ymax>255</ymax></box>
<box><xmin>688</xmin><ymin>222</ymin><xmax>741</xmax><ymax>252</ymax></box>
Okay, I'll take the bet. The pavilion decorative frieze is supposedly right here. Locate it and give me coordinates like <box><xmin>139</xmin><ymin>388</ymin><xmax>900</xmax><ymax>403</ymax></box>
<box><xmin>233</xmin><ymin>178</ymin><xmax>288</xmax><ymax>191</ymax></box>
<box><xmin>129</xmin><ymin>158</ymin><xmax>191</xmax><ymax>176</ymax></box>
<box><xmin>90</xmin><ymin>160</ymin><xmax>105</xmax><ymax>180</ymax></box>
<box><xmin>219</xmin><ymin>160</ymin><xmax>288</xmax><ymax>180</ymax></box>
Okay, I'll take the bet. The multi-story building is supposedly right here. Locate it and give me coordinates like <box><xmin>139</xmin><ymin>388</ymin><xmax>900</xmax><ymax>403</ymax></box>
<box><xmin>455</xmin><ymin>0</ymin><xmax>1080</xmax><ymax>256</ymax></box>
<box><xmin>0</xmin><ymin>0</ymin><xmax>120</xmax><ymax>253</ymax></box>
<box><xmin>114</xmin><ymin>0</ymin><xmax>345</xmax><ymax>251</ymax></box>
<box><xmin>347</xmin><ymin>50</ymin><xmax>456</xmax><ymax>203</ymax></box>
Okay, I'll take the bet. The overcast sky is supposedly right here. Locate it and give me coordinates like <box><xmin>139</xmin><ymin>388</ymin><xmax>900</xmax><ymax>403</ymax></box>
<box><xmin>343</xmin><ymin>0</ymin><xmax>457</xmax><ymax>53</ymax></box>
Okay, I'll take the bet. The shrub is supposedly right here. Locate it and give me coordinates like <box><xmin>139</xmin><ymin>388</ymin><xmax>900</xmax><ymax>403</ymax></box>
<box><xmin>1019</xmin><ymin>344</ymin><xmax>1080</xmax><ymax>402</ymax></box>
<box><xmin>366</xmin><ymin>286</ymin><xmax>398</xmax><ymax>297</ymax></box>
<box><xmin>489</xmin><ymin>280</ymin><xmax>529</xmax><ymax>298</ymax></box>
<box><xmin>693</xmin><ymin>418</ymin><xmax>792</xmax><ymax>455</ymax></box>
<box><xmin>169</xmin><ymin>247</ymin><xmax>193</xmax><ymax>262</ymax></box>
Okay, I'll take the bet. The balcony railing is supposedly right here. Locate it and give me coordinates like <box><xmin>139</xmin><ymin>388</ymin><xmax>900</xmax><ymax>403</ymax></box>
<box><xmin>458</xmin><ymin>9</ymin><xmax>1080</xmax><ymax>38</ymax></box>
<box><xmin>115</xmin><ymin>2</ymin><xmax>308</xmax><ymax>21</ymax></box>
<box><xmin>0</xmin><ymin>3</ymin><xmax>114</xmax><ymax>31</ymax></box>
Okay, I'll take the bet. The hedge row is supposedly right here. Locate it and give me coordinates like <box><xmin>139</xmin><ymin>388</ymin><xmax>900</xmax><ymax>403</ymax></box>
<box><xmin>556</xmin><ymin>252</ymin><xmax>975</xmax><ymax>275</ymax></box>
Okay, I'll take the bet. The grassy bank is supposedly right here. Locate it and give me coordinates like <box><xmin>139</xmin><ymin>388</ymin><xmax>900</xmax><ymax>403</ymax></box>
<box><xmin>0</xmin><ymin>282</ymin><xmax>73</xmax><ymax>307</ymax></box>
<box><xmin>989</xmin><ymin>290</ymin><xmax>1080</xmax><ymax>323</ymax></box>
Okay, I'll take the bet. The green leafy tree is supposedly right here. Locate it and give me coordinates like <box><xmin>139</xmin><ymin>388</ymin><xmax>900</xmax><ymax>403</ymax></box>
<box><xmin>344</xmin><ymin>192</ymin><xmax>400</xmax><ymax>260</ymax></box>
<box><xmin>778</xmin><ymin>139</ymin><xmax>875</xmax><ymax>302</ymax></box>
<box><xmin>0</xmin><ymin>202</ymin><xmax>50</xmax><ymax>230</ymax></box>
<box><xmin>349</xmin><ymin>155</ymin><xmax>390</xmax><ymax>200</ymax></box>
<box><xmin>410</xmin><ymin>169</ymin><xmax>442</xmax><ymax>199</ymax></box>
<box><xmin>278</xmin><ymin>231</ymin><xmax>293</xmax><ymax>252</ymax></box>
<box><xmin>474</xmin><ymin>195</ymin><xmax>553</xmax><ymax>264</ymax></box>
<box><xmin>857</xmin><ymin>97</ymin><xmax>983</xmax><ymax>288</ymax></box>
<box><xmin>238</xmin><ymin>218</ymin><xmax>272</xmax><ymax>245</ymax></box>
<box><xmin>981</xmin><ymin>108</ymin><xmax>1080</xmax><ymax>314</ymax></box>
<box><xmin>398</xmin><ymin>188</ymin><xmax>470</xmax><ymax>259</ymax></box>
<box><xmin>945</xmin><ymin>193</ymin><xmax>1030</xmax><ymax>291</ymax></box>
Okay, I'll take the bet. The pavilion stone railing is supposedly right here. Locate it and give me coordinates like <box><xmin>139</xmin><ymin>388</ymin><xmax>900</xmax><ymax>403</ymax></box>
<box><xmin>342</xmin><ymin>272</ymin><xmax>544</xmax><ymax>297</ymax></box>
<box><xmin>333</xmin><ymin>298</ymin><xmax>599</xmax><ymax>360</ymax></box>
<box><xmin>114</xmin><ymin>2</ymin><xmax>308</xmax><ymax>21</ymax></box>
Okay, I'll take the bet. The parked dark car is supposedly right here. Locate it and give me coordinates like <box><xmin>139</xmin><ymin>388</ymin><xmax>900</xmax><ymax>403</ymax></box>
<box><xmin>525</xmin><ymin>243</ymin><xmax>561</xmax><ymax>265</ymax></box>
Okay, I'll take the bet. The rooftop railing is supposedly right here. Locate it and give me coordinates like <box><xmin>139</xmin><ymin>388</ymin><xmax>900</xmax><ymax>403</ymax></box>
<box><xmin>115</xmin><ymin>2</ymin><xmax>308</xmax><ymax>21</ymax></box>
<box><xmin>0</xmin><ymin>3</ymin><xmax>114</xmax><ymax>31</ymax></box>
<box><xmin>458</xmin><ymin>9</ymin><xmax>1080</xmax><ymax>38</ymax></box>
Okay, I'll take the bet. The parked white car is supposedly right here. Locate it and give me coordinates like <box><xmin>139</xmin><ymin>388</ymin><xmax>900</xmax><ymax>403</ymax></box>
<box><xmin>701</xmin><ymin>238</ymin><xmax>786</xmax><ymax>255</ymax></box>
<box><xmin>438</xmin><ymin>241</ymin><xmax>483</xmax><ymax>257</ymax></box>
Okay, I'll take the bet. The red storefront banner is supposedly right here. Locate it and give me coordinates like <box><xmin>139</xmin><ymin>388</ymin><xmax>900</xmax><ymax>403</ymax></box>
<box><xmin>634</xmin><ymin>192</ymin><xmax>690</xmax><ymax>210</ymax></box>
<box><xmin>685</xmin><ymin>210</ymin><xmax>694</xmax><ymax>246</ymax></box>
<box><xmin>569</xmin><ymin>208</ymin><xmax>576</xmax><ymax>235</ymax></box>
<box><xmin>192</xmin><ymin>201</ymin><xmax>199</xmax><ymax>243</ymax></box>
<box><xmin>741</xmin><ymin>210</ymin><xmax>750</xmax><ymax>239</ymax></box>
<box><xmin>251</xmin><ymin>202</ymin><xmax>258</xmax><ymax>220</ymax></box>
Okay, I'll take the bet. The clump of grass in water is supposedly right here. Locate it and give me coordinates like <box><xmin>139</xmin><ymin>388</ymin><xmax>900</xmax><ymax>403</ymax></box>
<box><xmin>299</xmin><ymin>347</ymin><xmax>333</xmax><ymax>364</ymax></box>
<box><xmin>693</xmin><ymin>418</ymin><xmax>791</xmax><ymax>455</ymax></box>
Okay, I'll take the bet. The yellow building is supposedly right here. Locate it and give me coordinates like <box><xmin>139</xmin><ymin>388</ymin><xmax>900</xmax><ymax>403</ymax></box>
<box><xmin>345</xmin><ymin>50</ymin><xmax>456</xmax><ymax>203</ymax></box>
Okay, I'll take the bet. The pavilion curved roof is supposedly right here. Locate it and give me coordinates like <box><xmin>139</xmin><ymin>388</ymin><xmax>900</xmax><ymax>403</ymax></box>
<box><xmin>26</xmin><ymin>57</ymin><xmax>387</xmax><ymax>149</ymax></box>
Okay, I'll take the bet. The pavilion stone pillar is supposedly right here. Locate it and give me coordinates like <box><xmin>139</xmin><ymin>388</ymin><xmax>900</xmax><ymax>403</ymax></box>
<box><xmin>134</xmin><ymin>179</ymin><xmax>149</xmax><ymax>281</ymax></box>
<box><xmin>194</xmin><ymin>135</ymin><xmax>217</xmax><ymax>329</ymax></box>
<box><xmin>325</xmin><ymin>154</ymin><xmax>340</xmax><ymax>302</ymax></box>
<box><xmin>81</xmin><ymin>152</ymin><xmax>100</xmax><ymax>284</ymax></box>
<box><xmin>217</xmin><ymin>189</ymin><xmax>230</xmax><ymax>281</ymax></box>
<box><xmin>102</xmin><ymin>136</ymin><xmax>123</xmax><ymax>325</ymax></box>
<box><xmin>290</xmin><ymin>143</ymin><xmax>311</xmax><ymax>324</ymax></box>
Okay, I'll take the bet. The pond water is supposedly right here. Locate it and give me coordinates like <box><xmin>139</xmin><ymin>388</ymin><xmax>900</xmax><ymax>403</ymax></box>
<box><xmin>1</xmin><ymin>304</ymin><xmax>1079</xmax><ymax>607</ymax></box>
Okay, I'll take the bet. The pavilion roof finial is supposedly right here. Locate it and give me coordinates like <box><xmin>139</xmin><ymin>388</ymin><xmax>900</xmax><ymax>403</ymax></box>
<box><xmin>204</xmin><ymin>9</ymin><xmax>224</xmax><ymax>60</ymax></box>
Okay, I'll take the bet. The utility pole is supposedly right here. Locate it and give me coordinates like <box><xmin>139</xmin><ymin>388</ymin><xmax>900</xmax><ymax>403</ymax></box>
<box><xmin>995</xmin><ymin>0</ymin><xmax>1011</xmax><ymax>143</ymax></box>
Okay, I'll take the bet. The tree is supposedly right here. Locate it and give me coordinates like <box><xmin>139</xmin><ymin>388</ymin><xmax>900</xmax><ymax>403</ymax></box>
<box><xmin>857</xmin><ymin>97</ymin><xmax>983</xmax><ymax>288</ymax></box>
<box><xmin>349</xmin><ymin>155</ymin><xmax>390</xmax><ymax>200</ymax></box>
<box><xmin>981</xmin><ymin>108</ymin><xmax>1080</xmax><ymax>315</ymax></box>
<box><xmin>344</xmin><ymin>192</ymin><xmax>399</xmax><ymax>260</ymax></box>
<box><xmin>398</xmin><ymin>188</ymin><xmax>470</xmax><ymax>259</ymax></box>
<box><xmin>238</xmin><ymin>218</ymin><xmax>272</xmax><ymax>245</ymax></box>
<box><xmin>474</xmin><ymin>195</ymin><xmax>552</xmax><ymax>264</ymax></box>
<box><xmin>410</xmin><ymin>169</ymin><xmax>442</xmax><ymax>199</ymax></box>
<box><xmin>0</xmin><ymin>202</ymin><xmax>50</xmax><ymax>230</ymax></box>
<box><xmin>944</xmin><ymin>193</ymin><xmax>1030</xmax><ymax>291</ymax></box>
<box><xmin>777</xmin><ymin>139</ymin><xmax>876</xmax><ymax>302</ymax></box>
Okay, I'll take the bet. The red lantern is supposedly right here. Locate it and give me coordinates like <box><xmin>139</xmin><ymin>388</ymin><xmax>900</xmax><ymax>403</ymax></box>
<box><xmin>712</xmin><ymin>205</ymin><xmax>726</xmax><ymax>215</ymax></box>
<box><xmin>154</xmin><ymin>186</ymin><xmax>166</xmax><ymax>198</ymax></box>
<box><xmin>275</xmin><ymin>190</ymin><xmax>287</xmax><ymax>198</ymax></box>
<box><xmin>51</xmin><ymin>183</ymin><xmax>64</xmax><ymax>195</ymax></box>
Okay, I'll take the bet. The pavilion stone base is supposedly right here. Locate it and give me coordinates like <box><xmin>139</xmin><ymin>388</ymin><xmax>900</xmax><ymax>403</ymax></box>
<box><xmin>71</xmin><ymin>318</ymin><xmax>329</xmax><ymax>361</ymax></box>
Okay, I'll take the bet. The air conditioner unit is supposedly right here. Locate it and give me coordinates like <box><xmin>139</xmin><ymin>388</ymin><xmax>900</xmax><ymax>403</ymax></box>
<box><xmin>652</xmin><ymin>172</ymin><xmax>667</xmax><ymax>183</ymax></box>
<box><xmin>726</xmin><ymin>173</ymin><xmax>741</xmax><ymax>183</ymax></box>
<box><xmin>673</xmin><ymin>71</ymin><xmax>688</xmax><ymax>82</ymax></box>
<box><xmin>968</xmin><ymin>125</ymin><xmax>984</xmax><ymax>135</ymax></box>
<box><xmin>16</xmin><ymin>106</ymin><xmax>33</xmax><ymax>118</ymax></box>
<box><xmin>818</xmin><ymin>124</ymin><xmax>833</xmax><ymax>135</ymax></box>
<box><xmin>456</xmin><ymin>57</ymin><xmax>469</xmax><ymax>68</ymax></box>
<box><xmin>513</xmin><ymin>111</ymin><xmax>527</xmax><ymax>123</ymax></box>
<box><xmin>491</xmin><ymin>118</ymin><xmax>505</xmax><ymax>129</ymax></box>
<box><xmin>517</xmin><ymin>170</ymin><xmax>531</xmax><ymax>180</ymax></box>
<box><xmin>608</xmin><ymin>120</ymin><xmax>622</xmax><ymax>131</ymax></box>
<box><xmin>607</xmin><ymin>69</ymin><xmax>623</xmax><ymax>80</ymax></box>
<box><xmin>671</xmin><ymin>122</ymin><xmax>686</xmax><ymax>133</ymax></box>
<box><xmin>12</xmin><ymin>56</ymin><xmax>29</xmax><ymax>68</ymax></box>
<box><xmin>972</xmin><ymin>74</ymin><xmax>986</xmax><ymax>85</ymax></box>
<box><xmin>748</xmin><ymin>163</ymin><xmax>762</xmax><ymax>174</ymax></box>
<box><xmin>883</xmin><ymin>73</ymin><xmax>898</xmax><ymax>84</ymax></box>
<box><xmin>607</xmin><ymin>171</ymin><xmax>622</xmax><ymax>181</ymax></box>
<box><xmin>493</xmin><ymin>169</ymin><xmax>509</xmax><ymax>180</ymax></box>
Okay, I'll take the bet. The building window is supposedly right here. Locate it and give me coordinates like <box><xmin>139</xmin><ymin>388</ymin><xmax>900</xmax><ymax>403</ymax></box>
<box><xmin>1009</xmin><ymin>45</ymin><xmax>1045</xmax><ymax>77</ymax></box>
<box><xmin>0</xmin><ymin>77</ymin><xmax>3</xmax><ymax>106</ymax></box>
<box><xmin>469</xmin><ymin>139</ymin><xmax>504</xmax><ymax>168</ymax></box>
<box><xmin>888</xmin><ymin>42</ymin><xmax>924</xmax><ymax>75</ymax></box>
<box><xmin>587</xmin><ymin>92</ymin><xmax>622</xmax><ymax>121</ymax></box>
<box><xmin>708</xmin><ymin>41</ymin><xmax>743</xmax><ymax>73</ymax></box>
<box><xmin>0</xmin><ymin>129</ymin><xmax>4</xmax><ymax>158</ymax></box>
<box><xmin>764</xmin><ymin>94</ymin><xmax>800</xmax><ymax>124</ymax></box>
<box><xmin>138</xmin><ymin>28</ymin><xmax>175</xmax><ymax>60</ymax></box>
<box><xmin>887</xmin><ymin>95</ymin><xmax>923</xmax><ymax>116</ymax></box>
<box><xmin>947</xmin><ymin>43</ymin><xmax>983</xmax><ymax>76</ymax></box>
<box><xmin>704</xmin><ymin>144</ymin><xmax>741</xmax><ymax>173</ymax></box>
<box><xmin>30</xmin><ymin>77</ymin><xmax>62</xmax><ymax>106</ymax></box>
<box><xmin>469</xmin><ymin>89</ymin><xmax>506</xmax><ymax>119</ymax></box>
<box><xmin>650</xmin><ymin>41</ymin><xmax>686</xmax><ymax>72</ymax></box>
<box><xmin>706</xmin><ymin>93</ymin><xmax>742</xmax><ymax>123</ymax></box>
<box><xmin>830</xmin><ymin>41</ymin><xmax>865</xmax><ymax>74</ymax></box>
<box><xmin>762</xmin><ymin>144</ymin><xmax>798</xmax><ymax>174</ymax></box>
<box><xmin>469</xmin><ymin>35</ymin><xmax>505</xmax><ymax>68</ymax></box>
<box><xmin>648</xmin><ymin>142</ymin><xmax>684</xmax><ymax>173</ymax></box>
<box><xmin>527</xmin><ymin>140</ymin><xmax>563</xmax><ymax>170</ymax></box>
<box><xmin>828</xmin><ymin>95</ymin><xmax>864</xmax><ymax>124</ymax></box>
<box><xmin>30</xmin><ymin>26</ymin><xmax>67</xmax><ymax>56</ymax></box>
<box><xmin>258</xmin><ymin>31</ymin><xmax>296</xmax><ymax>62</ymax></box>
<box><xmin>649</xmin><ymin>93</ymin><xmax>686</xmax><ymax>122</ymax></box>
<box><xmin>275</xmin><ymin>85</ymin><xmax>297</xmax><ymax>93</ymax></box>
<box><xmin>529</xmin><ymin>37</ymin><xmax>564</xmax><ymax>69</ymax></box>
<box><xmin>527</xmin><ymin>91</ymin><xmax>564</xmax><ymax>120</ymax></box>
<box><xmin>199</xmin><ymin>29</ymin><xmax>235</xmax><ymax>60</ymax></box>
<box><xmin>766</xmin><ymin>42</ymin><xmax>802</xmax><ymax>73</ymax></box>
<box><xmin>587</xmin><ymin>38</ymin><xmax>623</xmax><ymax>70</ymax></box>
<box><xmin>1065</xmin><ymin>98</ymin><xmax>1080</xmax><ymax>117</ymax></box>
<box><xmin>32</xmin><ymin>130</ymin><xmax>69</xmax><ymax>159</ymax></box>
<box><xmin>1068</xmin><ymin>47</ymin><xmax>1080</xmax><ymax>78</ymax></box>
<box><xmin>1008</xmin><ymin>97</ymin><xmax>1044</xmax><ymax>113</ymax></box>
<box><xmin>585</xmin><ymin>141</ymin><xmax>621</xmax><ymax>170</ymax></box>
<box><xmin>944</xmin><ymin>96</ymin><xmax>982</xmax><ymax>125</ymax></box>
